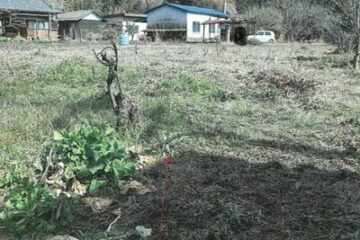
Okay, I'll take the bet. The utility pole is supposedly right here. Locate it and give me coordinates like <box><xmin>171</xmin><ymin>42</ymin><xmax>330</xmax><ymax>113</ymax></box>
<box><xmin>223</xmin><ymin>0</ymin><xmax>231</xmax><ymax>43</ymax></box>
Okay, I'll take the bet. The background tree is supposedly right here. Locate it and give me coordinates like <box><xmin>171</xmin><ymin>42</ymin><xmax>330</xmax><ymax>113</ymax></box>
<box><xmin>272</xmin><ymin>0</ymin><xmax>329</xmax><ymax>41</ymax></box>
<box><xmin>326</xmin><ymin>0</ymin><xmax>360</xmax><ymax>69</ymax></box>
<box><xmin>240</xmin><ymin>6</ymin><xmax>283</xmax><ymax>37</ymax></box>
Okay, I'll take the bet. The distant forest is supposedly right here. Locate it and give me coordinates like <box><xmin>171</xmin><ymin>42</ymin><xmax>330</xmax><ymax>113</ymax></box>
<box><xmin>47</xmin><ymin>0</ymin><xmax>330</xmax><ymax>15</ymax></box>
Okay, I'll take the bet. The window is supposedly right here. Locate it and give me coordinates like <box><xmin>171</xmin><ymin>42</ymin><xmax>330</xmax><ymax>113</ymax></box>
<box><xmin>128</xmin><ymin>25</ymin><xmax>139</xmax><ymax>34</ymax></box>
<box><xmin>192</xmin><ymin>21</ymin><xmax>200</xmax><ymax>33</ymax></box>
<box><xmin>209</xmin><ymin>24</ymin><xmax>216</xmax><ymax>33</ymax></box>
<box><xmin>27</xmin><ymin>21</ymin><xmax>49</xmax><ymax>30</ymax></box>
<box><xmin>265</xmin><ymin>32</ymin><xmax>271</xmax><ymax>36</ymax></box>
<box><xmin>38</xmin><ymin>21</ymin><xmax>45</xmax><ymax>30</ymax></box>
<box><xmin>256</xmin><ymin>32</ymin><xmax>264</xmax><ymax>35</ymax></box>
<box><xmin>28</xmin><ymin>21</ymin><xmax>36</xmax><ymax>29</ymax></box>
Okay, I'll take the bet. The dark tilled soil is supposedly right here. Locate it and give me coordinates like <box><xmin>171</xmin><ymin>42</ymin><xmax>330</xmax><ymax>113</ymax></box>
<box><xmin>98</xmin><ymin>150</ymin><xmax>360</xmax><ymax>240</ymax></box>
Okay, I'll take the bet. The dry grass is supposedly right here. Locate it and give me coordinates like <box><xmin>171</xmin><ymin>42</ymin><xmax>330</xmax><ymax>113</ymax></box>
<box><xmin>0</xmin><ymin>41</ymin><xmax>359</xmax><ymax>239</ymax></box>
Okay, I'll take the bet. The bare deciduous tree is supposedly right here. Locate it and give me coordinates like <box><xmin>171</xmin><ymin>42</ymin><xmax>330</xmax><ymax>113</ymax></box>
<box><xmin>273</xmin><ymin>0</ymin><xmax>328</xmax><ymax>42</ymax></box>
<box><xmin>328</xmin><ymin>0</ymin><xmax>360</xmax><ymax>69</ymax></box>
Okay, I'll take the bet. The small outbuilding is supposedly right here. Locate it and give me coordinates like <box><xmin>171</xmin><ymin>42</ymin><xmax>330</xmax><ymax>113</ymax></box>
<box><xmin>57</xmin><ymin>10</ymin><xmax>103</xmax><ymax>40</ymax></box>
<box><xmin>103</xmin><ymin>13</ymin><xmax>147</xmax><ymax>41</ymax></box>
<box><xmin>0</xmin><ymin>0</ymin><xmax>59</xmax><ymax>40</ymax></box>
<box><xmin>144</xmin><ymin>2</ymin><xmax>229</xmax><ymax>42</ymax></box>
<box><xmin>202</xmin><ymin>18</ymin><xmax>256</xmax><ymax>45</ymax></box>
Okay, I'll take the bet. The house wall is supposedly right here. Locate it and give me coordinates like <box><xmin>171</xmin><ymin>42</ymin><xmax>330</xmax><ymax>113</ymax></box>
<box><xmin>186</xmin><ymin>13</ymin><xmax>224</xmax><ymax>42</ymax></box>
<box><xmin>78</xmin><ymin>20</ymin><xmax>103</xmax><ymax>40</ymax></box>
<box><xmin>133</xmin><ymin>22</ymin><xmax>147</xmax><ymax>40</ymax></box>
<box><xmin>26</xmin><ymin>29</ymin><xmax>58</xmax><ymax>39</ymax></box>
<box><xmin>147</xmin><ymin>5</ymin><xmax>187</xmax><ymax>29</ymax></box>
<box><xmin>0</xmin><ymin>11</ymin><xmax>58</xmax><ymax>40</ymax></box>
<box><xmin>24</xmin><ymin>18</ymin><xmax>58</xmax><ymax>40</ymax></box>
<box><xmin>59</xmin><ymin>21</ymin><xmax>77</xmax><ymax>39</ymax></box>
<box><xmin>59</xmin><ymin>20</ymin><xmax>102</xmax><ymax>40</ymax></box>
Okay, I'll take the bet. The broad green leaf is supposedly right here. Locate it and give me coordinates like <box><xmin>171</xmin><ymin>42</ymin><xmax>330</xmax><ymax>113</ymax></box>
<box><xmin>89</xmin><ymin>179</ymin><xmax>107</xmax><ymax>194</ymax></box>
<box><xmin>112</xmin><ymin>160</ymin><xmax>135</xmax><ymax>179</ymax></box>
<box><xmin>104</xmin><ymin>163</ymin><xmax>112</xmax><ymax>173</ymax></box>
<box><xmin>105</xmin><ymin>127</ymin><xmax>115</xmax><ymax>135</ymax></box>
<box><xmin>54</xmin><ymin>131</ymin><xmax>64</xmax><ymax>141</ymax></box>
<box><xmin>64</xmin><ymin>163</ymin><xmax>75</xmax><ymax>180</ymax></box>
<box><xmin>88</xmin><ymin>162</ymin><xmax>105</xmax><ymax>174</ymax></box>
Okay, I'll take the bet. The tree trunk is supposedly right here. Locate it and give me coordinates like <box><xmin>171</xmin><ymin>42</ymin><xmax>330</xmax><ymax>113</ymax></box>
<box><xmin>353</xmin><ymin>1</ymin><xmax>360</xmax><ymax>70</ymax></box>
<box><xmin>354</xmin><ymin>40</ymin><xmax>359</xmax><ymax>70</ymax></box>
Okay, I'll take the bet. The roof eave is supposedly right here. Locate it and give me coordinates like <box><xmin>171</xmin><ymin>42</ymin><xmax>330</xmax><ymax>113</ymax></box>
<box><xmin>144</xmin><ymin>2</ymin><xmax>229</xmax><ymax>18</ymax></box>
<box><xmin>57</xmin><ymin>10</ymin><xmax>103</xmax><ymax>22</ymax></box>
<box><xmin>0</xmin><ymin>8</ymin><xmax>60</xmax><ymax>14</ymax></box>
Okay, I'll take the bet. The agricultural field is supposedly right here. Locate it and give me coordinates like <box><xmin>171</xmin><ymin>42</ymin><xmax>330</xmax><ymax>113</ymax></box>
<box><xmin>0</xmin><ymin>41</ymin><xmax>360</xmax><ymax>240</ymax></box>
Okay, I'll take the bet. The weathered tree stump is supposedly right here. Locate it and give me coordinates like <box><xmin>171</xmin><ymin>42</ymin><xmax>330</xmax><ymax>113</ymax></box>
<box><xmin>93</xmin><ymin>42</ymin><xmax>139</xmax><ymax>128</ymax></box>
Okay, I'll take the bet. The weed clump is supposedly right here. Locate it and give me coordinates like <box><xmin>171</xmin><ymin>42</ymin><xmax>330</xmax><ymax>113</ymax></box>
<box><xmin>320</xmin><ymin>55</ymin><xmax>351</xmax><ymax>69</ymax></box>
<box><xmin>211</xmin><ymin>89</ymin><xmax>236</xmax><ymax>102</ymax></box>
<box><xmin>208</xmin><ymin>203</ymin><xmax>262</xmax><ymax>240</ymax></box>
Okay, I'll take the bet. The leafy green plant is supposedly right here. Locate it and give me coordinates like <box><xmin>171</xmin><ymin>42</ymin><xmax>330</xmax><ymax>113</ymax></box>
<box><xmin>53</xmin><ymin>120</ymin><xmax>135</xmax><ymax>194</ymax></box>
<box><xmin>0</xmin><ymin>164</ymin><xmax>28</xmax><ymax>189</ymax></box>
<box><xmin>0</xmin><ymin>178</ymin><xmax>72</xmax><ymax>235</ymax></box>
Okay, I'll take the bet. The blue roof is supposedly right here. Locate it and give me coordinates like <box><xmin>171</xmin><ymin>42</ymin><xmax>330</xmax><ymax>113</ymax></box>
<box><xmin>145</xmin><ymin>2</ymin><xmax>229</xmax><ymax>18</ymax></box>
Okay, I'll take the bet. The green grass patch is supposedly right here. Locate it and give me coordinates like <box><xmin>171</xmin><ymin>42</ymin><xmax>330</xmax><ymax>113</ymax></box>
<box><xmin>156</xmin><ymin>73</ymin><xmax>218</xmax><ymax>97</ymax></box>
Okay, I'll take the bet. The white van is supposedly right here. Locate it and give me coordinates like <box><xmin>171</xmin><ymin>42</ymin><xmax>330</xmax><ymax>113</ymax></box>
<box><xmin>247</xmin><ymin>30</ymin><xmax>276</xmax><ymax>43</ymax></box>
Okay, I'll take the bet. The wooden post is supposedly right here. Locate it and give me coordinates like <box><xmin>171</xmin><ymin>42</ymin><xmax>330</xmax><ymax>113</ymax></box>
<box><xmin>36</xmin><ymin>19</ymin><xmax>38</xmax><ymax>39</ymax></box>
<box><xmin>226</xmin><ymin>24</ymin><xmax>231</xmax><ymax>43</ymax></box>
<box><xmin>48</xmin><ymin>13</ymin><xmax>51</xmax><ymax>41</ymax></box>
<box><xmin>202</xmin><ymin>24</ymin><xmax>205</xmax><ymax>42</ymax></box>
<box><xmin>218</xmin><ymin>23</ymin><xmax>221</xmax><ymax>42</ymax></box>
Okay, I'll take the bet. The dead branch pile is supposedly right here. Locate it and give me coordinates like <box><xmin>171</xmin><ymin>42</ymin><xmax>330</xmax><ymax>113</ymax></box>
<box><xmin>245</xmin><ymin>69</ymin><xmax>317</xmax><ymax>96</ymax></box>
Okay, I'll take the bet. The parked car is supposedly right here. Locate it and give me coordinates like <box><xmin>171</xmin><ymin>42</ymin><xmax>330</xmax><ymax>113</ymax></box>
<box><xmin>247</xmin><ymin>30</ymin><xmax>276</xmax><ymax>44</ymax></box>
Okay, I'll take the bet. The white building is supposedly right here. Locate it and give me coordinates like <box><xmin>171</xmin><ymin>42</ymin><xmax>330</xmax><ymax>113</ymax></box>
<box><xmin>144</xmin><ymin>2</ymin><xmax>229</xmax><ymax>42</ymax></box>
<box><xmin>104</xmin><ymin>13</ymin><xmax>147</xmax><ymax>41</ymax></box>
